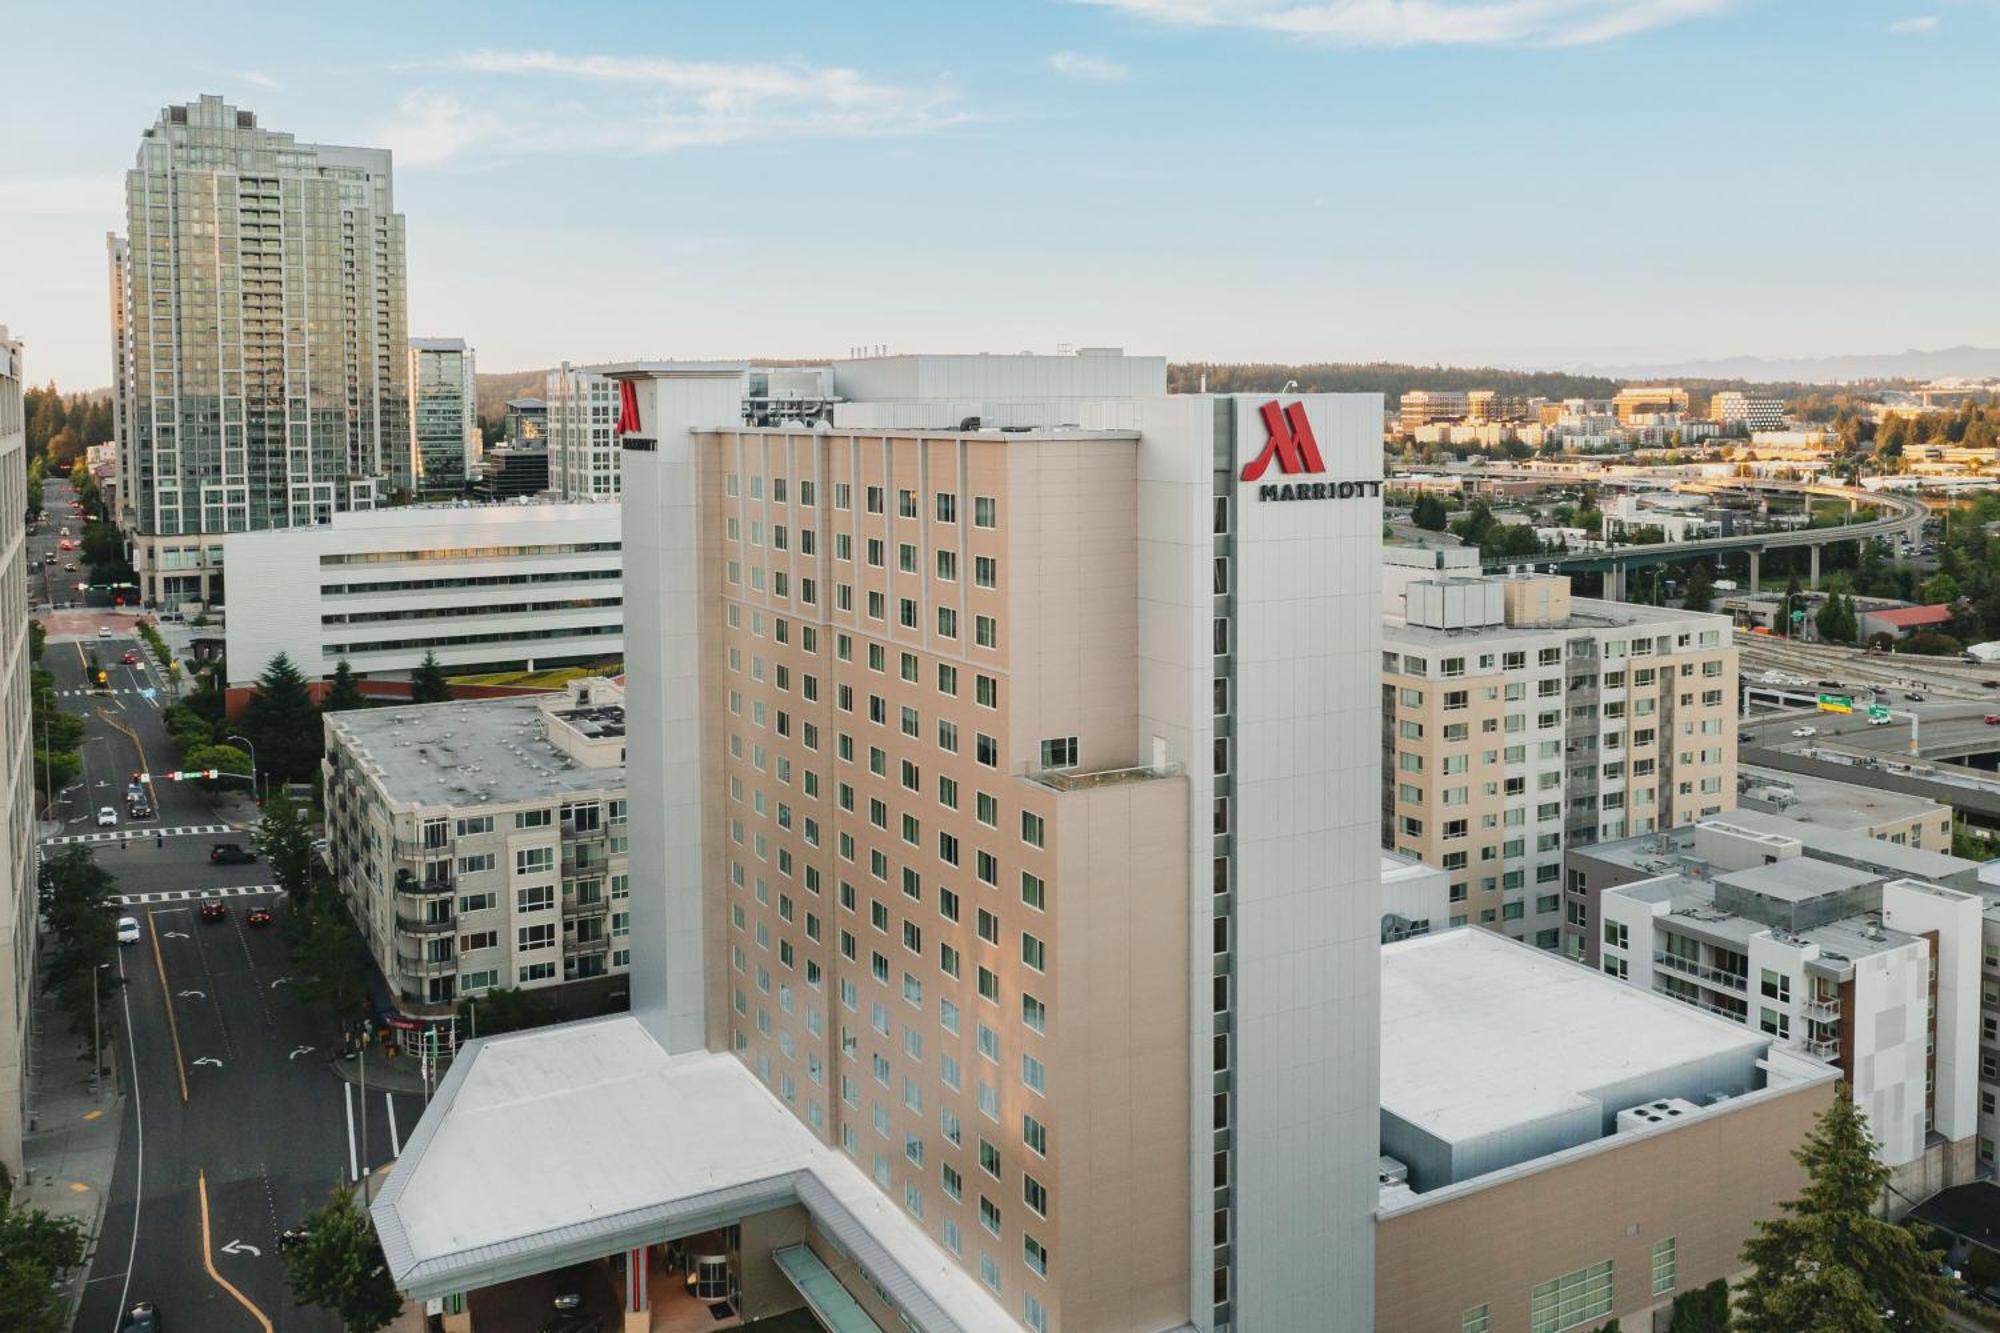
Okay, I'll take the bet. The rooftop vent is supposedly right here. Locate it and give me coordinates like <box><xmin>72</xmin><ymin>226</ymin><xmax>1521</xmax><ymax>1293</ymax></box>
<box><xmin>1616</xmin><ymin>1097</ymin><xmax>1701</xmax><ymax>1134</ymax></box>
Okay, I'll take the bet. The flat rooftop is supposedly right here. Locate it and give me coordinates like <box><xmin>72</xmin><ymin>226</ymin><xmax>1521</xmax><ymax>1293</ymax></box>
<box><xmin>374</xmin><ymin>1016</ymin><xmax>1018</xmax><ymax>1331</ymax></box>
<box><xmin>329</xmin><ymin>696</ymin><xmax>624</xmax><ymax>807</ymax></box>
<box><xmin>1607</xmin><ymin>872</ymin><xmax>1919</xmax><ymax>964</ymax></box>
<box><xmin>1381</xmin><ymin>928</ymin><xmax>1768</xmax><ymax>1147</ymax></box>
<box><xmin>1738</xmin><ymin>764</ymin><xmax>1943</xmax><ymax>832</ymax></box>
<box><xmin>1383</xmin><ymin>594</ymin><xmax>1716</xmax><ymax>645</ymax></box>
<box><xmin>1714</xmin><ymin>856</ymin><xmax>1882</xmax><ymax>905</ymax></box>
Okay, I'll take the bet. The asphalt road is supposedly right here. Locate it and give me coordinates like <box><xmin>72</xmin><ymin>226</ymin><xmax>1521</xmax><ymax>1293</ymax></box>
<box><xmin>29</xmin><ymin>531</ymin><xmax>426</xmax><ymax>1331</ymax></box>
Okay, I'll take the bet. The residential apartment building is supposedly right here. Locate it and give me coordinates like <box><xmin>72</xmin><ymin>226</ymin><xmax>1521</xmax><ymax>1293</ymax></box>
<box><xmin>1377</xmin><ymin>928</ymin><xmax>1837</xmax><ymax>1333</ymax></box>
<box><xmin>1612</xmin><ymin>386</ymin><xmax>1691</xmax><ymax>424</ymax></box>
<box><xmin>1709</xmin><ymin>391</ymin><xmax>1786</xmax><ymax>434</ymax></box>
<box><xmin>410</xmin><ymin>338</ymin><xmax>478</xmax><ymax>494</ymax></box>
<box><xmin>547</xmin><ymin>364</ymin><xmax>623</xmax><ymax>500</ymax></box>
<box><xmin>108</xmin><ymin>96</ymin><xmax>410</xmax><ymax>608</ymax></box>
<box><xmin>1589</xmin><ymin>814</ymin><xmax>1982</xmax><ymax>1202</ymax></box>
<box><xmin>219</xmin><ymin>501</ymin><xmax>621</xmax><ymax>701</ymax></box>
<box><xmin>0</xmin><ymin>328</ymin><xmax>32</xmax><ymax>1176</ymax></box>
<box><xmin>1382</xmin><ymin>554</ymin><xmax>1737</xmax><ymax>951</ymax></box>
<box><xmin>375</xmin><ymin>356</ymin><xmax>1387</xmax><ymax>1333</ymax></box>
<box><xmin>323</xmin><ymin>680</ymin><xmax>632</xmax><ymax>1016</ymax></box>
<box><xmin>1397</xmin><ymin>389</ymin><xmax>1468</xmax><ymax>434</ymax></box>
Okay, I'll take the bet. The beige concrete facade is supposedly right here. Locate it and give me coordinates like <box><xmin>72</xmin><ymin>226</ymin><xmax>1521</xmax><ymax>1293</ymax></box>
<box><xmin>1376</xmin><ymin>1077</ymin><xmax>1834</xmax><ymax>1333</ymax></box>
<box><xmin>697</xmin><ymin>427</ymin><xmax>1191</xmax><ymax>1332</ymax></box>
<box><xmin>1383</xmin><ymin>580</ymin><xmax>1738</xmax><ymax>953</ymax></box>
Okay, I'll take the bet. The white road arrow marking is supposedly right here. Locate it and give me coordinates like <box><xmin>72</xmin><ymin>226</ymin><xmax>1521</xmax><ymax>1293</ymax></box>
<box><xmin>163</xmin><ymin>930</ymin><xmax>189</xmax><ymax>940</ymax></box>
<box><xmin>176</xmin><ymin>989</ymin><xmax>206</xmax><ymax>999</ymax></box>
<box><xmin>269</xmin><ymin>977</ymin><xmax>291</xmax><ymax>989</ymax></box>
<box><xmin>220</xmin><ymin>1239</ymin><xmax>262</xmax><ymax>1258</ymax></box>
<box><xmin>288</xmin><ymin>1046</ymin><xmax>315</xmax><ymax>1061</ymax></box>
<box><xmin>192</xmin><ymin>1057</ymin><xmax>224</xmax><ymax>1068</ymax></box>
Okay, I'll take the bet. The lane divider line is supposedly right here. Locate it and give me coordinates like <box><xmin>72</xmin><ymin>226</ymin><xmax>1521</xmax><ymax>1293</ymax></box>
<box><xmin>344</xmin><ymin>1081</ymin><xmax>360</xmax><ymax>1183</ymax></box>
<box><xmin>387</xmin><ymin>1093</ymin><xmax>401</xmax><ymax>1159</ymax></box>
<box><xmin>145</xmin><ymin>914</ymin><xmax>189</xmax><ymax>1104</ymax></box>
<box><xmin>197</xmin><ymin>1169</ymin><xmax>274</xmax><ymax>1333</ymax></box>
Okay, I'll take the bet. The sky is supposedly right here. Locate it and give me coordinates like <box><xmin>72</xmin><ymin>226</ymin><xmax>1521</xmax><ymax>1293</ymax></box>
<box><xmin>2</xmin><ymin>0</ymin><xmax>1996</xmax><ymax>389</ymax></box>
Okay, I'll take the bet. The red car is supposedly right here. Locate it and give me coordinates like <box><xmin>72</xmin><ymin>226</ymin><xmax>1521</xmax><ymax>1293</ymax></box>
<box><xmin>246</xmin><ymin>906</ymin><xmax>274</xmax><ymax>927</ymax></box>
<box><xmin>198</xmin><ymin>899</ymin><xmax>227</xmax><ymax>922</ymax></box>
<box><xmin>1985</xmin><ymin>715</ymin><xmax>2000</xmax><ymax>726</ymax></box>
<box><xmin>120</xmin><ymin>651</ymin><xmax>138</xmax><ymax>665</ymax></box>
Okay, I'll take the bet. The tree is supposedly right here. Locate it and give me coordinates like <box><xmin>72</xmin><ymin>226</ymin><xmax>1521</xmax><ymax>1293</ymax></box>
<box><xmin>37</xmin><ymin>848</ymin><xmax>123</xmax><ymax>1047</ymax></box>
<box><xmin>322</xmin><ymin>659</ymin><xmax>366</xmax><ymax>713</ymax></box>
<box><xmin>291</xmin><ymin>905</ymin><xmax>371</xmax><ymax>1028</ymax></box>
<box><xmin>1817</xmin><ymin>593</ymin><xmax>1857</xmax><ymax>645</ymax></box>
<box><xmin>1900</xmin><ymin>630</ymin><xmax>1962</xmax><ymax>658</ymax></box>
<box><xmin>1919</xmin><ymin>572</ymin><xmax>1959</xmax><ymax>606</ymax></box>
<box><xmin>181</xmin><ymin>743</ymin><xmax>252</xmax><ymax>792</ymax></box>
<box><xmin>1410</xmin><ymin>494</ymin><xmax>1449</xmax><ymax>531</ymax></box>
<box><xmin>408</xmin><ymin>651</ymin><xmax>451</xmax><ymax>705</ymax></box>
<box><xmin>1669</xmin><ymin>1278</ymin><xmax>1730</xmax><ymax>1333</ymax></box>
<box><xmin>1682</xmin><ymin>561</ymin><xmax>1715</xmax><ymax>615</ymax></box>
<box><xmin>282</xmin><ymin>1186</ymin><xmax>403</xmax><ymax>1333</ymax></box>
<box><xmin>255</xmin><ymin>787</ymin><xmax>319</xmax><ymax>910</ymax></box>
<box><xmin>0</xmin><ymin>1200</ymin><xmax>86</xmax><ymax>1333</ymax></box>
<box><xmin>241</xmin><ymin>653</ymin><xmax>322</xmax><ymax>784</ymax></box>
<box><xmin>458</xmin><ymin>986</ymin><xmax>558</xmax><ymax>1038</ymax></box>
<box><xmin>1733</xmin><ymin>1089</ymin><xmax>1952</xmax><ymax>1332</ymax></box>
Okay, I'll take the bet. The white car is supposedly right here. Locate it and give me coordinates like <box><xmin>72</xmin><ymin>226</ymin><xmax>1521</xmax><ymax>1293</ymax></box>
<box><xmin>96</xmin><ymin>627</ymin><xmax>111</xmax><ymax>639</ymax></box>
<box><xmin>1867</xmin><ymin>714</ymin><xmax>1892</xmax><ymax>726</ymax></box>
<box><xmin>96</xmin><ymin>806</ymin><xmax>118</xmax><ymax>827</ymax></box>
<box><xmin>1790</xmin><ymin>725</ymin><xmax>1817</xmax><ymax>738</ymax></box>
<box><xmin>116</xmin><ymin>917</ymin><xmax>141</xmax><ymax>946</ymax></box>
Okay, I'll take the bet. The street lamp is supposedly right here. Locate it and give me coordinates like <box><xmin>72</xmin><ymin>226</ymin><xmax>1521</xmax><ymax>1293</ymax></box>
<box><xmin>225</xmin><ymin>733</ymin><xmax>261</xmax><ymax>803</ymax></box>
<box><xmin>92</xmin><ymin>962</ymin><xmax>109</xmax><ymax>1100</ymax></box>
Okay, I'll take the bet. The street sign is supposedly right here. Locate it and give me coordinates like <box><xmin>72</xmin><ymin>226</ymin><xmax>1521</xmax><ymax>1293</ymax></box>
<box><xmin>1866</xmin><ymin>704</ymin><xmax>1891</xmax><ymax>721</ymax></box>
<box><xmin>1817</xmin><ymin>693</ymin><xmax>1853</xmax><ymax>714</ymax></box>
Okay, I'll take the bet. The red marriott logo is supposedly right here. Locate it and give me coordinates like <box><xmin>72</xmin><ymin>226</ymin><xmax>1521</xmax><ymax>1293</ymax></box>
<box><xmin>1239</xmin><ymin>400</ymin><xmax>1324</xmax><ymax>482</ymax></box>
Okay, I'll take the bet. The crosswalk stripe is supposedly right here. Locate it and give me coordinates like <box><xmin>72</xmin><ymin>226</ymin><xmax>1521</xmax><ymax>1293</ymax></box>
<box><xmin>42</xmin><ymin>823</ymin><xmax>235</xmax><ymax>847</ymax></box>
<box><xmin>114</xmin><ymin>884</ymin><xmax>278</xmax><ymax>907</ymax></box>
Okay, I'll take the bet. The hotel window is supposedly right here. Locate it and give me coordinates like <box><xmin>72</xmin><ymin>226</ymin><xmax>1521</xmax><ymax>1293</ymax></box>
<box><xmin>899</xmin><ymin>489</ymin><xmax>918</xmax><ymax>518</ymax></box>
<box><xmin>938</xmin><ymin>607</ymin><xmax>959</xmax><ymax>638</ymax></box>
<box><xmin>976</xmin><ymin>615</ymin><xmax>998</xmax><ymax>649</ymax></box>
<box><xmin>899</xmin><ymin>542</ymin><xmax>917</xmax><ymax>573</ymax></box>
<box><xmin>1024</xmin><ymin>1235</ymin><xmax>1048</xmax><ymax>1278</ymax></box>
<box><xmin>975</xmin><ymin>496</ymin><xmax>997</xmax><ymax>528</ymax></box>
<box><xmin>938</xmin><ymin>663</ymin><xmax>959</xmax><ymax>695</ymax></box>
<box><xmin>936</xmin><ymin>492</ymin><xmax>958</xmax><ymax>523</ymax></box>
<box><xmin>1023</xmin><ymin>1174</ymin><xmax>1047</xmax><ymax>1217</ymax></box>
<box><xmin>936</xmin><ymin>549</ymin><xmax>958</xmax><ymax>581</ymax></box>
<box><xmin>976</xmin><ymin>674</ymin><xmax>999</xmax><ymax>708</ymax></box>
<box><xmin>976</xmin><ymin>555</ymin><xmax>997</xmax><ymax>588</ymax></box>
<box><xmin>866</xmin><ymin>485</ymin><xmax>884</xmax><ymax>514</ymax></box>
<box><xmin>1651</xmin><ymin>1236</ymin><xmax>1676</xmax><ymax>1295</ymax></box>
<box><xmin>1530</xmin><ymin>1259</ymin><xmax>1613</xmax><ymax>1333</ymax></box>
<box><xmin>980</xmin><ymin>1197</ymin><xmax>1002</xmax><ymax>1236</ymax></box>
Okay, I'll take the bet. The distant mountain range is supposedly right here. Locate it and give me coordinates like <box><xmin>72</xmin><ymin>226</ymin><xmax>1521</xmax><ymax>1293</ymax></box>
<box><xmin>1569</xmin><ymin>345</ymin><xmax>2000</xmax><ymax>385</ymax></box>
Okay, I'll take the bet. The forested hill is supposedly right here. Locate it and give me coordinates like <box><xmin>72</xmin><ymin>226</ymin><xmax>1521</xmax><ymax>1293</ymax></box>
<box><xmin>1169</xmin><ymin>362</ymin><xmax>1619</xmax><ymax>402</ymax></box>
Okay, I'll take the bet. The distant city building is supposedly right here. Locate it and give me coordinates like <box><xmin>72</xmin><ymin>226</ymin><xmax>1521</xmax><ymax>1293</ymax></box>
<box><xmin>0</xmin><ymin>328</ymin><xmax>31</xmax><ymax>1177</ymax></box>
<box><xmin>1398</xmin><ymin>389</ymin><xmax>1469</xmax><ymax>434</ymax></box>
<box><xmin>1612</xmin><ymin>386</ymin><xmax>1690</xmax><ymax>424</ymax></box>
<box><xmin>1857</xmin><ymin>603</ymin><xmax>1954</xmax><ymax>641</ymax></box>
<box><xmin>1709</xmin><ymin>391</ymin><xmax>1786</xmax><ymax>433</ymax></box>
<box><xmin>1463</xmin><ymin>389</ymin><xmax>1528</xmax><ymax>423</ymax></box>
<box><xmin>545</xmin><ymin>365</ymin><xmax>622</xmax><ymax>500</ymax></box>
<box><xmin>1377</xmin><ymin>927</ymin><xmax>1837</xmax><ymax>1331</ymax></box>
<box><xmin>219</xmin><ymin>502</ymin><xmax>621</xmax><ymax>701</ymax></box>
<box><xmin>409</xmin><ymin>338</ymin><xmax>478</xmax><ymax>494</ymax></box>
<box><xmin>470</xmin><ymin>443</ymin><xmax>549</xmax><ymax>501</ymax></box>
<box><xmin>1589</xmin><ymin>814</ymin><xmax>1982</xmax><ymax>1201</ymax></box>
<box><xmin>502</xmin><ymin>398</ymin><xmax>547</xmax><ymax>444</ymax></box>
<box><xmin>323</xmin><ymin>680</ymin><xmax>631</xmax><ymax>1015</ymax></box>
<box><xmin>1382</xmin><ymin>549</ymin><xmax>1739</xmax><ymax>951</ymax></box>
<box><xmin>107</xmin><ymin>96</ymin><xmax>411</xmax><ymax>609</ymax></box>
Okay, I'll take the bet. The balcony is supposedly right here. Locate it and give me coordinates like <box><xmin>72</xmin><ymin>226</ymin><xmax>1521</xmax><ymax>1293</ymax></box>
<box><xmin>396</xmin><ymin>912</ymin><xmax>455</xmax><ymax>938</ymax></box>
<box><xmin>394</xmin><ymin>835</ymin><xmax>453</xmax><ymax>859</ymax></box>
<box><xmin>1653</xmin><ymin>950</ymin><xmax>1748</xmax><ymax>992</ymax></box>
<box><xmin>565</xmin><ymin>934</ymin><xmax>610</xmax><ymax>956</ymax></box>
<box><xmin>1802</xmin><ymin>996</ymin><xmax>1841</xmax><ymax>1022</ymax></box>
<box><xmin>1024</xmin><ymin>761</ymin><xmax>1184</xmax><ymax>793</ymax></box>
<box><xmin>394</xmin><ymin>870</ymin><xmax>453</xmax><ymax>896</ymax></box>
<box><xmin>562</xmin><ymin>894</ymin><xmax>609</xmax><ymax>918</ymax></box>
<box><xmin>1803</xmin><ymin>1035</ymin><xmax>1840</xmax><ymax>1061</ymax></box>
<box><xmin>1652</xmin><ymin>982</ymin><xmax>1747</xmax><ymax>1024</ymax></box>
<box><xmin>393</xmin><ymin>942</ymin><xmax>456</xmax><ymax>979</ymax></box>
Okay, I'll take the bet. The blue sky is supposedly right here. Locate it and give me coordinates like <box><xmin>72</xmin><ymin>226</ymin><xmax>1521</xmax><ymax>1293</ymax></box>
<box><xmin>2</xmin><ymin>0</ymin><xmax>1994</xmax><ymax>388</ymax></box>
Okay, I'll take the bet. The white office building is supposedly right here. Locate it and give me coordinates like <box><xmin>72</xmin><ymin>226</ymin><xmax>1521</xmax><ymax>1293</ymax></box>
<box><xmin>546</xmin><ymin>364</ymin><xmax>624</xmax><ymax>501</ymax></box>
<box><xmin>375</xmin><ymin>353</ymin><xmax>1387</xmax><ymax>1332</ymax></box>
<box><xmin>220</xmin><ymin>501</ymin><xmax>621</xmax><ymax>691</ymax></box>
<box><xmin>0</xmin><ymin>328</ymin><xmax>32</xmax><ymax>1176</ymax></box>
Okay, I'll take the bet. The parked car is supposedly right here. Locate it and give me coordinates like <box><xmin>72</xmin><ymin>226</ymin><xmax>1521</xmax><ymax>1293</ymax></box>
<box><xmin>1791</xmin><ymin>726</ymin><xmax>1818</xmax><ymax>738</ymax></box>
<box><xmin>1817</xmin><ymin>679</ymin><xmax>1842</xmax><ymax>689</ymax></box>
<box><xmin>1986</xmin><ymin>715</ymin><xmax>2000</xmax><ymax>726</ymax></box>
<box><xmin>199</xmin><ymin>899</ymin><xmax>227</xmax><ymax>922</ymax></box>
<box><xmin>96</xmin><ymin>806</ymin><xmax>118</xmax><ymax>827</ymax></box>
<box><xmin>247</xmin><ymin>906</ymin><xmax>274</xmax><ymax>927</ymax></box>
<box><xmin>116</xmin><ymin>917</ymin><xmax>142</xmax><ymax>946</ymax></box>
<box><xmin>209</xmin><ymin>843</ymin><xmax>257</xmax><ymax>865</ymax></box>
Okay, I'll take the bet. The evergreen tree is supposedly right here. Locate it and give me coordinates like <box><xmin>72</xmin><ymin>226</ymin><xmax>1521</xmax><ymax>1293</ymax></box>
<box><xmin>321</xmin><ymin>659</ymin><xmax>366</xmax><ymax>714</ymax></box>
<box><xmin>254</xmin><ymin>788</ymin><xmax>319</xmax><ymax>911</ymax></box>
<box><xmin>241</xmin><ymin>653</ymin><xmax>322</xmax><ymax>785</ymax></box>
<box><xmin>1410</xmin><ymin>494</ymin><xmax>1449</xmax><ymax>531</ymax></box>
<box><xmin>282</xmin><ymin>1186</ymin><xmax>402</xmax><ymax>1332</ymax></box>
<box><xmin>408</xmin><ymin>651</ymin><xmax>452</xmax><ymax>705</ymax></box>
<box><xmin>1682</xmin><ymin>561</ymin><xmax>1715</xmax><ymax>615</ymax></box>
<box><xmin>1733</xmin><ymin>1089</ymin><xmax>1952</xmax><ymax>1332</ymax></box>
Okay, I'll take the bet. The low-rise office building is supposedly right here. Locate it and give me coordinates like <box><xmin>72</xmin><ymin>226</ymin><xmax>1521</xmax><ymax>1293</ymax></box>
<box><xmin>1376</xmin><ymin>927</ymin><xmax>1837</xmax><ymax>1333</ymax></box>
<box><xmin>323</xmin><ymin>679</ymin><xmax>632</xmax><ymax>1017</ymax></box>
<box><xmin>1382</xmin><ymin>554</ymin><xmax>1738</xmax><ymax>951</ymax></box>
<box><xmin>1591</xmin><ymin>816</ymin><xmax>1982</xmax><ymax>1201</ymax></box>
<box><xmin>220</xmin><ymin>501</ymin><xmax>622</xmax><ymax>699</ymax></box>
<box><xmin>1737</xmin><ymin>764</ymin><xmax>1954</xmax><ymax>850</ymax></box>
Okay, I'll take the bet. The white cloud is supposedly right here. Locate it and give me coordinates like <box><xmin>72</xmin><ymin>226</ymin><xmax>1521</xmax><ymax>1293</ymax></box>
<box><xmin>1887</xmin><ymin>15</ymin><xmax>1939</xmax><ymax>34</ymax></box>
<box><xmin>1047</xmin><ymin>50</ymin><xmax>1133</xmax><ymax>80</ymax></box>
<box><xmin>382</xmin><ymin>49</ymin><xmax>970</xmax><ymax>165</ymax></box>
<box><xmin>0</xmin><ymin>175</ymin><xmax>123</xmax><ymax>217</ymax></box>
<box><xmin>235</xmin><ymin>70</ymin><xmax>281</xmax><ymax>90</ymax></box>
<box><xmin>1075</xmin><ymin>0</ymin><xmax>1736</xmax><ymax>47</ymax></box>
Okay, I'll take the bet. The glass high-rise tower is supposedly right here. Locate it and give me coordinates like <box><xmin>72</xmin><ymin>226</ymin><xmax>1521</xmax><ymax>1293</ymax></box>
<box><xmin>108</xmin><ymin>95</ymin><xmax>410</xmax><ymax>608</ymax></box>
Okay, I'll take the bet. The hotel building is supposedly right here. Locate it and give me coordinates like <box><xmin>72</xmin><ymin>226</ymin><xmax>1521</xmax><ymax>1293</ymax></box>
<box><xmin>0</xmin><ymin>328</ymin><xmax>31</xmax><ymax>1176</ymax></box>
<box><xmin>1382</xmin><ymin>549</ymin><xmax>1738</xmax><ymax>952</ymax></box>
<box><xmin>376</xmin><ymin>355</ymin><xmax>1387</xmax><ymax>1333</ymax></box>
<box><xmin>108</xmin><ymin>96</ymin><xmax>410</xmax><ymax>609</ymax></box>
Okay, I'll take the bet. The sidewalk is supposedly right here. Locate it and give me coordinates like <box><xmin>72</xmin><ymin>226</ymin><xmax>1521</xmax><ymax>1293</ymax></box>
<box><xmin>17</xmin><ymin>971</ymin><xmax>126</xmax><ymax>1324</ymax></box>
<box><xmin>329</xmin><ymin>1046</ymin><xmax>436</xmax><ymax>1097</ymax></box>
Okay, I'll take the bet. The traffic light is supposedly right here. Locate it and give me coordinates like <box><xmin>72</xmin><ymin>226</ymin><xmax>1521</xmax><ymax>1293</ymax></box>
<box><xmin>95</xmin><ymin>670</ymin><xmax>108</xmax><ymax>686</ymax></box>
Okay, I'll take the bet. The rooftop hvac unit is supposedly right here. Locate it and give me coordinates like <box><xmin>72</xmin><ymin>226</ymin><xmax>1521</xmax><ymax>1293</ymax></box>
<box><xmin>1377</xmin><ymin>1156</ymin><xmax>1409</xmax><ymax>1187</ymax></box>
<box><xmin>1615</xmin><ymin>1097</ymin><xmax>1701</xmax><ymax>1134</ymax></box>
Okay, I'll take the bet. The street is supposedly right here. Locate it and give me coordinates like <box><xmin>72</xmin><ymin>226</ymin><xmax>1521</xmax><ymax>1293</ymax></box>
<box><xmin>30</xmin><ymin>488</ymin><xmax>425</xmax><ymax>1331</ymax></box>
